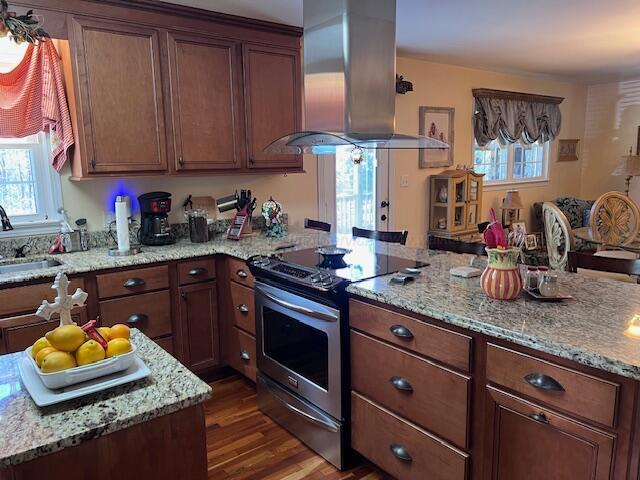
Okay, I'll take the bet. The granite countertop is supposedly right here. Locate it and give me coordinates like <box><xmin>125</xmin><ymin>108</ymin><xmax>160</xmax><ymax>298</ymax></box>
<box><xmin>347</xmin><ymin>252</ymin><xmax>640</xmax><ymax>380</ymax></box>
<box><xmin>0</xmin><ymin>329</ymin><xmax>212</xmax><ymax>468</ymax></box>
<box><xmin>0</xmin><ymin>231</ymin><xmax>335</xmax><ymax>286</ymax></box>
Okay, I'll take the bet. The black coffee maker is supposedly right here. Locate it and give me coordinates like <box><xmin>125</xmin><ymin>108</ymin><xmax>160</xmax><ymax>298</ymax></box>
<box><xmin>138</xmin><ymin>191</ymin><xmax>175</xmax><ymax>245</ymax></box>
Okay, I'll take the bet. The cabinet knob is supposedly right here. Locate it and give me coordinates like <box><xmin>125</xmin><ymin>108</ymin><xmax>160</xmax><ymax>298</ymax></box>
<box><xmin>90</xmin><ymin>158</ymin><xmax>96</xmax><ymax>170</ymax></box>
<box><xmin>524</xmin><ymin>373</ymin><xmax>565</xmax><ymax>391</ymax></box>
<box><xmin>389</xmin><ymin>376</ymin><xmax>413</xmax><ymax>392</ymax></box>
<box><xmin>389</xmin><ymin>444</ymin><xmax>412</xmax><ymax>462</ymax></box>
<box><xmin>236</xmin><ymin>269</ymin><xmax>248</xmax><ymax>279</ymax></box>
<box><xmin>240</xmin><ymin>350</ymin><xmax>251</xmax><ymax>361</ymax></box>
<box><xmin>389</xmin><ymin>324</ymin><xmax>413</xmax><ymax>339</ymax></box>
<box><xmin>248</xmin><ymin>158</ymin><xmax>255</xmax><ymax>165</ymax></box>
<box><xmin>126</xmin><ymin>313</ymin><xmax>148</xmax><ymax>324</ymax></box>
<box><xmin>181</xmin><ymin>291</ymin><xmax>187</xmax><ymax>300</ymax></box>
<box><xmin>188</xmin><ymin>267</ymin><xmax>207</xmax><ymax>276</ymax></box>
<box><xmin>178</xmin><ymin>156</ymin><xmax>184</xmax><ymax>166</ymax></box>
<box><xmin>530</xmin><ymin>412</ymin><xmax>550</xmax><ymax>424</ymax></box>
<box><xmin>237</xmin><ymin>303</ymin><xmax>249</xmax><ymax>313</ymax></box>
<box><xmin>123</xmin><ymin>277</ymin><xmax>146</xmax><ymax>288</ymax></box>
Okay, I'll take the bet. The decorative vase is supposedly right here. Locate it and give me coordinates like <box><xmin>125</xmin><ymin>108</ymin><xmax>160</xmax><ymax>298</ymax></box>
<box><xmin>481</xmin><ymin>248</ymin><xmax>522</xmax><ymax>300</ymax></box>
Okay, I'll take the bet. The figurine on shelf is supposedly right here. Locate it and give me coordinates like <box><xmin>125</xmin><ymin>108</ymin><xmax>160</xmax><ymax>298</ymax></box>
<box><xmin>437</xmin><ymin>185</ymin><xmax>448</xmax><ymax>203</ymax></box>
<box><xmin>261</xmin><ymin>196</ymin><xmax>287</xmax><ymax>238</ymax></box>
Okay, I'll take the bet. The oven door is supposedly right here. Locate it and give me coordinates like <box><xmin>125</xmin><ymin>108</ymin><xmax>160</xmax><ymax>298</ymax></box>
<box><xmin>255</xmin><ymin>281</ymin><xmax>342</xmax><ymax>420</ymax></box>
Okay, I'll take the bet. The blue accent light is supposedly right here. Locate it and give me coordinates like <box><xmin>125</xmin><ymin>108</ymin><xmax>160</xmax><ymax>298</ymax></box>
<box><xmin>105</xmin><ymin>181</ymin><xmax>139</xmax><ymax>213</ymax></box>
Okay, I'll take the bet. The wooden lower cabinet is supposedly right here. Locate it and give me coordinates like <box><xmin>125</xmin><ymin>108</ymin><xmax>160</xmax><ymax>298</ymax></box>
<box><xmin>99</xmin><ymin>290</ymin><xmax>172</xmax><ymax>339</ymax></box>
<box><xmin>179</xmin><ymin>280</ymin><xmax>220</xmax><ymax>373</ymax></box>
<box><xmin>227</xmin><ymin>326</ymin><xmax>257</xmax><ymax>382</ymax></box>
<box><xmin>352</xmin><ymin>392</ymin><xmax>469</xmax><ymax>480</ymax></box>
<box><xmin>484</xmin><ymin>387</ymin><xmax>615</xmax><ymax>480</ymax></box>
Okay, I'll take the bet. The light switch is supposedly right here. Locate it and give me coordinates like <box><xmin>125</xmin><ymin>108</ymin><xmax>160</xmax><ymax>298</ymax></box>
<box><xmin>400</xmin><ymin>174</ymin><xmax>409</xmax><ymax>187</ymax></box>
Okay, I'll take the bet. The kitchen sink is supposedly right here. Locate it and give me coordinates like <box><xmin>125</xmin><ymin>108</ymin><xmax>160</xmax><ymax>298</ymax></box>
<box><xmin>0</xmin><ymin>258</ymin><xmax>62</xmax><ymax>275</ymax></box>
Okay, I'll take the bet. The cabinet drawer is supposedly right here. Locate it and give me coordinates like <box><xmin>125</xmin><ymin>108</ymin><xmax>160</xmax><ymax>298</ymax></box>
<box><xmin>230</xmin><ymin>282</ymin><xmax>255</xmax><ymax>335</ymax></box>
<box><xmin>155</xmin><ymin>336</ymin><xmax>174</xmax><ymax>356</ymax></box>
<box><xmin>227</xmin><ymin>327</ymin><xmax>256</xmax><ymax>382</ymax></box>
<box><xmin>0</xmin><ymin>278</ymin><xmax>85</xmax><ymax>317</ymax></box>
<box><xmin>349</xmin><ymin>299</ymin><xmax>471</xmax><ymax>372</ymax></box>
<box><xmin>99</xmin><ymin>290</ymin><xmax>172</xmax><ymax>339</ymax></box>
<box><xmin>352</xmin><ymin>392</ymin><xmax>468</xmax><ymax>480</ymax></box>
<box><xmin>178</xmin><ymin>258</ymin><xmax>216</xmax><ymax>285</ymax></box>
<box><xmin>96</xmin><ymin>265</ymin><xmax>169</xmax><ymax>299</ymax></box>
<box><xmin>351</xmin><ymin>330</ymin><xmax>470</xmax><ymax>448</ymax></box>
<box><xmin>0</xmin><ymin>308</ymin><xmax>87</xmax><ymax>354</ymax></box>
<box><xmin>227</xmin><ymin>257</ymin><xmax>254</xmax><ymax>287</ymax></box>
<box><xmin>487</xmin><ymin>344</ymin><xmax>619</xmax><ymax>427</ymax></box>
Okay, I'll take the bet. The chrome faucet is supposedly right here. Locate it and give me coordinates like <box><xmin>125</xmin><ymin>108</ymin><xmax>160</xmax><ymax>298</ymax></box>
<box><xmin>0</xmin><ymin>204</ymin><xmax>13</xmax><ymax>231</ymax></box>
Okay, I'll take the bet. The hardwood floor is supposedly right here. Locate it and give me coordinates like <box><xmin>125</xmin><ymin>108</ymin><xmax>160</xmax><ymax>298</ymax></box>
<box><xmin>205</xmin><ymin>375</ymin><xmax>387</xmax><ymax>479</ymax></box>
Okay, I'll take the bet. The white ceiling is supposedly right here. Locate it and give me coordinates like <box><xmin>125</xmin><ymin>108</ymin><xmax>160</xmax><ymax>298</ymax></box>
<box><xmin>161</xmin><ymin>0</ymin><xmax>640</xmax><ymax>83</ymax></box>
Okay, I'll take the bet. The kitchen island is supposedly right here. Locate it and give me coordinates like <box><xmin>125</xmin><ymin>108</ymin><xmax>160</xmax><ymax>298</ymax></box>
<box><xmin>0</xmin><ymin>329</ymin><xmax>211</xmax><ymax>479</ymax></box>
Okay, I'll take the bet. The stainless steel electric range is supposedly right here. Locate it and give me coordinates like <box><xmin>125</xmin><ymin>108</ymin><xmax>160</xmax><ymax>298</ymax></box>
<box><xmin>248</xmin><ymin>246</ymin><xmax>428</xmax><ymax>469</ymax></box>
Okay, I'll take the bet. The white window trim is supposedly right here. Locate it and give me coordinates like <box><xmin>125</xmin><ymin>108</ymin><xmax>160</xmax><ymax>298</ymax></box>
<box><xmin>472</xmin><ymin>138</ymin><xmax>551</xmax><ymax>188</ymax></box>
<box><xmin>0</xmin><ymin>133</ymin><xmax>64</xmax><ymax>238</ymax></box>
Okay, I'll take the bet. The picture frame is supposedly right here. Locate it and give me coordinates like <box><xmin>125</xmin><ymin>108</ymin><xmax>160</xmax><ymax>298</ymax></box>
<box><xmin>525</xmin><ymin>234</ymin><xmax>538</xmax><ymax>251</ymax></box>
<box><xmin>419</xmin><ymin>106</ymin><xmax>454</xmax><ymax>168</ymax></box>
<box><xmin>511</xmin><ymin>221</ymin><xmax>527</xmax><ymax>236</ymax></box>
<box><xmin>558</xmin><ymin>139</ymin><xmax>579</xmax><ymax>161</ymax></box>
<box><xmin>534</xmin><ymin>232</ymin><xmax>545</xmax><ymax>249</ymax></box>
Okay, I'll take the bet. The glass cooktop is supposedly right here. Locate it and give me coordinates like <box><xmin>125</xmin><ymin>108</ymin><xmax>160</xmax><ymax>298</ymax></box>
<box><xmin>278</xmin><ymin>246</ymin><xmax>428</xmax><ymax>283</ymax></box>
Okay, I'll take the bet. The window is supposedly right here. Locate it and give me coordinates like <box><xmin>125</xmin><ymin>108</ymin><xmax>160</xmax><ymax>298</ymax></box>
<box><xmin>0</xmin><ymin>39</ymin><xmax>62</xmax><ymax>237</ymax></box>
<box><xmin>473</xmin><ymin>139</ymin><xmax>549</xmax><ymax>185</ymax></box>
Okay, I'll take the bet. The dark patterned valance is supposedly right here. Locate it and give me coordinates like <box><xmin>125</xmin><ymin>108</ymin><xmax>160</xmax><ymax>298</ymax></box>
<box><xmin>473</xmin><ymin>89</ymin><xmax>564</xmax><ymax>147</ymax></box>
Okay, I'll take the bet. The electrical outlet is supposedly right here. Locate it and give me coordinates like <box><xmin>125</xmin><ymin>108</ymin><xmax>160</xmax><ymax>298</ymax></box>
<box><xmin>400</xmin><ymin>174</ymin><xmax>409</xmax><ymax>187</ymax></box>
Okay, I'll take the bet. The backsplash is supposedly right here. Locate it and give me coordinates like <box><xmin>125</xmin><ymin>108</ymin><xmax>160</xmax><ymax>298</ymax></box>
<box><xmin>0</xmin><ymin>216</ymin><xmax>275</xmax><ymax>259</ymax></box>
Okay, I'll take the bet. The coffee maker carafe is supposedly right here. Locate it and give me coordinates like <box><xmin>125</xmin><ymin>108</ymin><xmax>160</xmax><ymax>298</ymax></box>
<box><xmin>138</xmin><ymin>192</ymin><xmax>175</xmax><ymax>246</ymax></box>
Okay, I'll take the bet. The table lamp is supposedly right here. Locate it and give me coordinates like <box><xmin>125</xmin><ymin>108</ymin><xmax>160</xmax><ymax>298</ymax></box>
<box><xmin>501</xmin><ymin>190</ymin><xmax>524</xmax><ymax>227</ymax></box>
<box><xmin>612</xmin><ymin>149</ymin><xmax>640</xmax><ymax>196</ymax></box>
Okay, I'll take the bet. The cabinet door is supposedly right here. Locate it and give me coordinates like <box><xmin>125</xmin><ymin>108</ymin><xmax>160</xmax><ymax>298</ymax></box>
<box><xmin>242</xmin><ymin>43</ymin><xmax>302</xmax><ymax>169</ymax></box>
<box><xmin>485</xmin><ymin>387</ymin><xmax>614</xmax><ymax>480</ymax></box>
<box><xmin>167</xmin><ymin>32</ymin><xmax>244</xmax><ymax>171</ymax></box>
<box><xmin>179</xmin><ymin>281</ymin><xmax>220</xmax><ymax>372</ymax></box>
<box><xmin>70</xmin><ymin>17</ymin><xmax>167</xmax><ymax>173</ymax></box>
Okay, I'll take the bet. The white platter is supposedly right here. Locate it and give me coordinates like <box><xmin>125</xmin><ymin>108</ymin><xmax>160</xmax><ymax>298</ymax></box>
<box><xmin>25</xmin><ymin>345</ymin><xmax>138</xmax><ymax>389</ymax></box>
<box><xmin>18</xmin><ymin>354</ymin><xmax>151</xmax><ymax>407</ymax></box>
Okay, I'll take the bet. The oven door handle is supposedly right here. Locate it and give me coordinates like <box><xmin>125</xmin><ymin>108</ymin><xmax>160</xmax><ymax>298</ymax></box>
<box><xmin>274</xmin><ymin>393</ymin><xmax>339</xmax><ymax>433</ymax></box>
<box><xmin>257</xmin><ymin>286</ymin><xmax>338</xmax><ymax>322</ymax></box>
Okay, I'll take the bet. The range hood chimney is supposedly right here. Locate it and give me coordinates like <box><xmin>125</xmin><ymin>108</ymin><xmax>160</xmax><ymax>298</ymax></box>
<box><xmin>265</xmin><ymin>0</ymin><xmax>449</xmax><ymax>155</ymax></box>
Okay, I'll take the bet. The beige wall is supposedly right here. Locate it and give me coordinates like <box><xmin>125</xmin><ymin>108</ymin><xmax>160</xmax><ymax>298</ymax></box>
<box><xmin>391</xmin><ymin>56</ymin><xmax>588</xmax><ymax>247</ymax></box>
<box><xmin>58</xmin><ymin>156</ymin><xmax>318</xmax><ymax>229</ymax></box>
<box><xmin>580</xmin><ymin>78</ymin><xmax>640</xmax><ymax>202</ymax></box>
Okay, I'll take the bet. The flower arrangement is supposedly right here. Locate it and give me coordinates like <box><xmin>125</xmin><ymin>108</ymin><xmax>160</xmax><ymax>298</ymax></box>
<box><xmin>0</xmin><ymin>1</ymin><xmax>49</xmax><ymax>44</ymax></box>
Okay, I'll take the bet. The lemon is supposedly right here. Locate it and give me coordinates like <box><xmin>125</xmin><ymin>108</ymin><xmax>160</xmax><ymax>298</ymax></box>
<box><xmin>35</xmin><ymin>346</ymin><xmax>58</xmax><ymax>367</ymax></box>
<box><xmin>45</xmin><ymin>325</ymin><xmax>86</xmax><ymax>352</ymax></box>
<box><xmin>41</xmin><ymin>351</ymin><xmax>76</xmax><ymax>373</ymax></box>
<box><xmin>109</xmin><ymin>324</ymin><xmax>130</xmax><ymax>340</ymax></box>
<box><xmin>106</xmin><ymin>338</ymin><xmax>132</xmax><ymax>358</ymax></box>
<box><xmin>31</xmin><ymin>337</ymin><xmax>51</xmax><ymax>359</ymax></box>
<box><xmin>75</xmin><ymin>340</ymin><xmax>106</xmax><ymax>366</ymax></box>
<box><xmin>97</xmin><ymin>327</ymin><xmax>111</xmax><ymax>342</ymax></box>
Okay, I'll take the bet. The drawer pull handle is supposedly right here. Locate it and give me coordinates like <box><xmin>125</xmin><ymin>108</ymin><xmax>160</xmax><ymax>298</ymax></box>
<box><xmin>127</xmin><ymin>313</ymin><xmax>148</xmax><ymax>324</ymax></box>
<box><xmin>240</xmin><ymin>350</ymin><xmax>251</xmax><ymax>361</ymax></box>
<box><xmin>524</xmin><ymin>373</ymin><xmax>565</xmax><ymax>391</ymax></box>
<box><xmin>236</xmin><ymin>269</ymin><xmax>248</xmax><ymax>278</ymax></box>
<box><xmin>390</xmin><ymin>324</ymin><xmax>413</xmax><ymax>339</ymax></box>
<box><xmin>390</xmin><ymin>376</ymin><xmax>413</xmax><ymax>392</ymax></box>
<box><xmin>237</xmin><ymin>303</ymin><xmax>249</xmax><ymax>313</ymax></box>
<box><xmin>188</xmin><ymin>267</ymin><xmax>207</xmax><ymax>276</ymax></box>
<box><xmin>530</xmin><ymin>412</ymin><xmax>550</xmax><ymax>424</ymax></box>
<box><xmin>389</xmin><ymin>444</ymin><xmax>412</xmax><ymax>462</ymax></box>
<box><xmin>123</xmin><ymin>277</ymin><xmax>145</xmax><ymax>288</ymax></box>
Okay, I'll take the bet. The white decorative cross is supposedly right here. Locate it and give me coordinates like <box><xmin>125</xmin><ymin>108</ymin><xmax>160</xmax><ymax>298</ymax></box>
<box><xmin>36</xmin><ymin>273</ymin><xmax>88</xmax><ymax>327</ymax></box>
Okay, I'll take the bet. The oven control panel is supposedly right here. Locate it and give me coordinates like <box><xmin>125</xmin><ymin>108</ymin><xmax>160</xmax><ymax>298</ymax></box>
<box><xmin>250</xmin><ymin>255</ymin><xmax>342</xmax><ymax>290</ymax></box>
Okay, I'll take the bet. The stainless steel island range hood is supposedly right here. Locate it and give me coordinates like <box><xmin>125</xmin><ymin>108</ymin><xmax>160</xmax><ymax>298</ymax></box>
<box><xmin>264</xmin><ymin>0</ymin><xmax>449</xmax><ymax>155</ymax></box>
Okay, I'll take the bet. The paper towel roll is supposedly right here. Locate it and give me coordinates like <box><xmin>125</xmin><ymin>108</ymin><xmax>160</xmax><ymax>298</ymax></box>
<box><xmin>115</xmin><ymin>196</ymin><xmax>130</xmax><ymax>252</ymax></box>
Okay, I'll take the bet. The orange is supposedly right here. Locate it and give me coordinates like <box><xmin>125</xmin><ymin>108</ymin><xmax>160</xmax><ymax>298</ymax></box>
<box><xmin>106</xmin><ymin>338</ymin><xmax>132</xmax><ymax>358</ymax></box>
<box><xmin>109</xmin><ymin>324</ymin><xmax>130</xmax><ymax>340</ymax></box>
<box><xmin>97</xmin><ymin>326</ymin><xmax>111</xmax><ymax>342</ymax></box>
<box><xmin>35</xmin><ymin>346</ymin><xmax>58</xmax><ymax>367</ymax></box>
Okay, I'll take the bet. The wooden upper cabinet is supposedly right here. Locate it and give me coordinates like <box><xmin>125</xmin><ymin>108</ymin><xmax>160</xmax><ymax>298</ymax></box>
<box><xmin>242</xmin><ymin>44</ymin><xmax>302</xmax><ymax>170</ymax></box>
<box><xmin>167</xmin><ymin>32</ymin><xmax>244</xmax><ymax>171</ymax></box>
<box><xmin>69</xmin><ymin>17</ymin><xmax>167</xmax><ymax>174</ymax></box>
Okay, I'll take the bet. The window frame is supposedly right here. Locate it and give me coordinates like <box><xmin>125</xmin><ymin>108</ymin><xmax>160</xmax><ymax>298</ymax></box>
<box><xmin>472</xmin><ymin>137</ymin><xmax>551</xmax><ymax>190</ymax></box>
<box><xmin>0</xmin><ymin>132</ymin><xmax>64</xmax><ymax>238</ymax></box>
